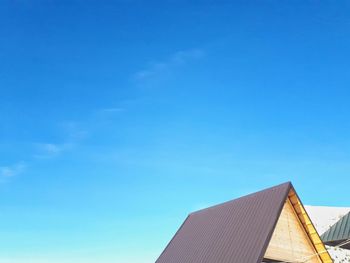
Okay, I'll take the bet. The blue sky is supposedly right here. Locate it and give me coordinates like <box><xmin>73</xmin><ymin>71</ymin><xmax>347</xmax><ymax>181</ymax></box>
<box><xmin>1</xmin><ymin>1</ymin><xmax>350</xmax><ymax>262</ymax></box>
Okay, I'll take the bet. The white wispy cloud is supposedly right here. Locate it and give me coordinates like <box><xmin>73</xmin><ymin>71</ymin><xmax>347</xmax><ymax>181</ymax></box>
<box><xmin>34</xmin><ymin>143</ymin><xmax>72</xmax><ymax>158</ymax></box>
<box><xmin>0</xmin><ymin>162</ymin><xmax>26</xmax><ymax>177</ymax></box>
<box><xmin>40</xmin><ymin>143</ymin><xmax>63</xmax><ymax>154</ymax></box>
<box><xmin>134</xmin><ymin>48</ymin><xmax>205</xmax><ymax>81</ymax></box>
<box><xmin>59</xmin><ymin>121</ymin><xmax>89</xmax><ymax>141</ymax></box>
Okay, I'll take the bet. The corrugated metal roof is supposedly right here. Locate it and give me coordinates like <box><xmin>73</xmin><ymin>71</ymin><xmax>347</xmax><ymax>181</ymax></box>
<box><xmin>322</xmin><ymin>212</ymin><xmax>350</xmax><ymax>249</ymax></box>
<box><xmin>156</xmin><ymin>182</ymin><xmax>291</xmax><ymax>263</ymax></box>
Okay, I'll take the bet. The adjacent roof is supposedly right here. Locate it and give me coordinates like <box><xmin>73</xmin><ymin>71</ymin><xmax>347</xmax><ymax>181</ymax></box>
<box><xmin>305</xmin><ymin>206</ymin><xmax>350</xmax><ymax>236</ymax></box>
<box><xmin>322</xmin><ymin>212</ymin><xmax>350</xmax><ymax>249</ymax></box>
<box><xmin>156</xmin><ymin>182</ymin><xmax>333</xmax><ymax>263</ymax></box>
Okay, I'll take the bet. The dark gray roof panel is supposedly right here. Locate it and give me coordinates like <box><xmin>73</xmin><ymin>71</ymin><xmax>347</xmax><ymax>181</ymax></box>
<box><xmin>322</xmin><ymin>212</ymin><xmax>350</xmax><ymax>249</ymax></box>
<box><xmin>156</xmin><ymin>182</ymin><xmax>292</xmax><ymax>263</ymax></box>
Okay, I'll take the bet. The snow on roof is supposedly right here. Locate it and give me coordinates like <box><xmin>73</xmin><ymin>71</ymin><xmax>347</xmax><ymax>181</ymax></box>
<box><xmin>305</xmin><ymin>205</ymin><xmax>350</xmax><ymax>235</ymax></box>
<box><xmin>305</xmin><ymin>205</ymin><xmax>350</xmax><ymax>263</ymax></box>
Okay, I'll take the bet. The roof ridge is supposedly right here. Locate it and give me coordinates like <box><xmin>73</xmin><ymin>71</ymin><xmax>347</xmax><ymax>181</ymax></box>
<box><xmin>322</xmin><ymin>210</ymin><xmax>350</xmax><ymax>243</ymax></box>
<box><xmin>190</xmin><ymin>181</ymin><xmax>291</xmax><ymax>215</ymax></box>
<box><xmin>156</xmin><ymin>181</ymin><xmax>294</xmax><ymax>263</ymax></box>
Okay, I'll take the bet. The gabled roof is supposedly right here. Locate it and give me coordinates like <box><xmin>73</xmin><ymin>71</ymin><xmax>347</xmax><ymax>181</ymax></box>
<box><xmin>322</xmin><ymin>212</ymin><xmax>350</xmax><ymax>249</ymax></box>
<box><xmin>305</xmin><ymin>206</ymin><xmax>350</xmax><ymax>236</ymax></box>
<box><xmin>156</xmin><ymin>182</ymin><xmax>333</xmax><ymax>263</ymax></box>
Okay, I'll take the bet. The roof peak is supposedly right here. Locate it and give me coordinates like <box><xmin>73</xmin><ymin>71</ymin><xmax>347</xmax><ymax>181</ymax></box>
<box><xmin>190</xmin><ymin>181</ymin><xmax>292</xmax><ymax>216</ymax></box>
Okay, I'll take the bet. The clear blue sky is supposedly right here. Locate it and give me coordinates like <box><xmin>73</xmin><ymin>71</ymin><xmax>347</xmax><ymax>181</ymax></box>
<box><xmin>1</xmin><ymin>1</ymin><xmax>350</xmax><ymax>262</ymax></box>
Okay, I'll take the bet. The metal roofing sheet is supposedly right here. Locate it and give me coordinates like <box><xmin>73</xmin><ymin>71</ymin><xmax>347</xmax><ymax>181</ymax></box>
<box><xmin>322</xmin><ymin>212</ymin><xmax>350</xmax><ymax>249</ymax></box>
<box><xmin>156</xmin><ymin>182</ymin><xmax>291</xmax><ymax>263</ymax></box>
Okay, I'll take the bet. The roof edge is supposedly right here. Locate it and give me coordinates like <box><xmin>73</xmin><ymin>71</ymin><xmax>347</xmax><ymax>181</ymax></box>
<box><xmin>155</xmin><ymin>214</ymin><xmax>191</xmax><ymax>263</ymax></box>
<box><xmin>191</xmin><ymin>181</ymin><xmax>292</xmax><ymax>216</ymax></box>
<box><xmin>256</xmin><ymin>182</ymin><xmax>292</xmax><ymax>263</ymax></box>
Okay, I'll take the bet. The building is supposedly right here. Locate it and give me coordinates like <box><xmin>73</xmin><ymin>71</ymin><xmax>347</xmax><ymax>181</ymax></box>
<box><xmin>156</xmin><ymin>182</ymin><xmax>333</xmax><ymax>263</ymax></box>
<box><xmin>306</xmin><ymin>206</ymin><xmax>350</xmax><ymax>262</ymax></box>
<box><xmin>321</xmin><ymin>211</ymin><xmax>350</xmax><ymax>250</ymax></box>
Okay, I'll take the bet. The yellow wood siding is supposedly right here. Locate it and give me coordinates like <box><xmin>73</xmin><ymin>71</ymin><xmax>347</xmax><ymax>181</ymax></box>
<box><xmin>264</xmin><ymin>199</ymin><xmax>321</xmax><ymax>263</ymax></box>
<box><xmin>288</xmin><ymin>190</ymin><xmax>333</xmax><ymax>263</ymax></box>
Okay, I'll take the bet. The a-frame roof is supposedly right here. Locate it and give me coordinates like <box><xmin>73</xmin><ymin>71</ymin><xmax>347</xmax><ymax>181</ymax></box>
<box><xmin>322</xmin><ymin>212</ymin><xmax>350</xmax><ymax>249</ymax></box>
<box><xmin>156</xmin><ymin>182</ymin><xmax>333</xmax><ymax>263</ymax></box>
